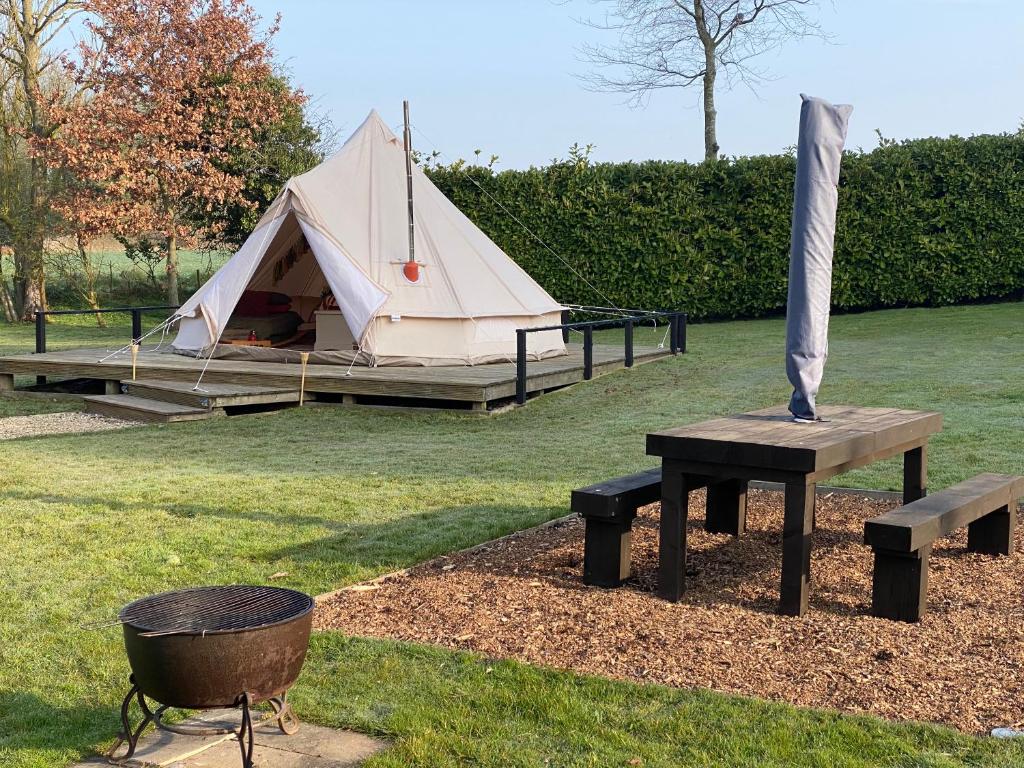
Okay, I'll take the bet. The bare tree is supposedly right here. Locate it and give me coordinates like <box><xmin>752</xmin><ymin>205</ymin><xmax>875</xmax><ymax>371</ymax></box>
<box><xmin>578</xmin><ymin>1</ymin><xmax>824</xmax><ymax>162</ymax></box>
<box><xmin>0</xmin><ymin>0</ymin><xmax>79</xmax><ymax>320</ymax></box>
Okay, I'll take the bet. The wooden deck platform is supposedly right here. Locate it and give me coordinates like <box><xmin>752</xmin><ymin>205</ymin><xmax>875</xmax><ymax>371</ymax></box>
<box><xmin>0</xmin><ymin>343</ymin><xmax>673</xmax><ymax>410</ymax></box>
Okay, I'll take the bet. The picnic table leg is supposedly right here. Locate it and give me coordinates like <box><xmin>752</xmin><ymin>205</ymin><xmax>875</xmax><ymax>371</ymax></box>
<box><xmin>705</xmin><ymin>479</ymin><xmax>747</xmax><ymax>536</ymax></box>
<box><xmin>902</xmin><ymin>445</ymin><xmax>927</xmax><ymax>504</ymax></box>
<box><xmin>658</xmin><ymin>460</ymin><xmax>691</xmax><ymax>602</ymax></box>
<box><xmin>780</xmin><ymin>478</ymin><xmax>816</xmax><ymax>617</ymax></box>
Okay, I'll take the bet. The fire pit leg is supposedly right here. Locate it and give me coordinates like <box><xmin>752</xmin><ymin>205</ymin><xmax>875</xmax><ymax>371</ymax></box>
<box><xmin>270</xmin><ymin>692</ymin><xmax>300</xmax><ymax>735</ymax></box>
<box><xmin>106</xmin><ymin>674</ymin><xmax>158</xmax><ymax>762</ymax></box>
<box><xmin>237</xmin><ymin>692</ymin><xmax>256</xmax><ymax>768</ymax></box>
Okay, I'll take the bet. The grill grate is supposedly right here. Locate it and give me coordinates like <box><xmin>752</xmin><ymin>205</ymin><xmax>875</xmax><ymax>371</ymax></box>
<box><xmin>119</xmin><ymin>585</ymin><xmax>314</xmax><ymax>634</ymax></box>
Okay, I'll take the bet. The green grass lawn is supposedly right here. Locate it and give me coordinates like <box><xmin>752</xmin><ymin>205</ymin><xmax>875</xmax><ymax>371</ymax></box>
<box><xmin>1</xmin><ymin>302</ymin><xmax>1023</xmax><ymax>766</ymax></box>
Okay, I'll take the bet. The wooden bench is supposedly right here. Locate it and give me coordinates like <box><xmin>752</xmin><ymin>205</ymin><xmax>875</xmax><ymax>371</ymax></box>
<box><xmin>572</xmin><ymin>469</ymin><xmax>748</xmax><ymax>587</ymax></box>
<box><xmin>864</xmin><ymin>473</ymin><xmax>1024</xmax><ymax>622</ymax></box>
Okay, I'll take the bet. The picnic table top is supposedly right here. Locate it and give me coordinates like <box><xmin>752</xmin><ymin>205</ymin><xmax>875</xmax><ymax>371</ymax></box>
<box><xmin>646</xmin><ymin>405</ymin><xmax>942</xmax><ymax>475</ymax></box>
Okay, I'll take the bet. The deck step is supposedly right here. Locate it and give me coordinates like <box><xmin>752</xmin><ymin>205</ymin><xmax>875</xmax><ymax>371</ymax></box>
<box><xmin>84</xmin><ymin>394</ymin><xmax>212</xmax><ymax>423</ymax></box>
<box><xmin>123</xmin><ymin>378</ymin><xmax>304</xmax><ymax>409</ymax></box>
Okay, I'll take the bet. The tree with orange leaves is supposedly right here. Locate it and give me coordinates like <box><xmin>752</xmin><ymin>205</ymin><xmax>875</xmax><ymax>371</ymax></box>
<box><xmin>39</xmin><ymin>0</ymin><xmax>302</xmax><ymax>304</ymax></box>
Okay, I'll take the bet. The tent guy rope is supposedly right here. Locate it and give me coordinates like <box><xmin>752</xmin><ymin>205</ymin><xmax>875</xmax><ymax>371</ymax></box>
<box><xmin>96</xmin><ymin>315</ymin><xmax>179</xmax><ymax>363</ymax></box>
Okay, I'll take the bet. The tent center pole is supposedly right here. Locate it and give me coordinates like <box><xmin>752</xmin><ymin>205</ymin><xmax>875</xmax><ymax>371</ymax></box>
<box><xmin>402</xmin><ymin>100</ymin><xmax>419</xmax><ymax>283</ymax></box>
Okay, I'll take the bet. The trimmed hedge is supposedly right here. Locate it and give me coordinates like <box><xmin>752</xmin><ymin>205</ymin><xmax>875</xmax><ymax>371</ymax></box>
<box><xmin>428</xmin><ymin>133</ymin><xmax>1024</xmax><ymax>319</ymax></box>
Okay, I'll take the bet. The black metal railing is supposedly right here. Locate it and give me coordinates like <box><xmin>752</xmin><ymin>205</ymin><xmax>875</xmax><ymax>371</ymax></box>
<box><xmin>515</xmin><ymin>309</ymin><xmax>686</xmax><ymax>405</ymax></box>
<box><xmin>32</xmin><ymin>305</ymin><xmax>178</xmax><ymax>385</ymax></box>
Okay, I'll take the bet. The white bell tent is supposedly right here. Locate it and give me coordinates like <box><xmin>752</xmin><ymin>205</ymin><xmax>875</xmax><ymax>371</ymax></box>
<box><xmin>172</xmin><ymin>110</ymin><xmax>566</xmax><ymax>366</ymax></box>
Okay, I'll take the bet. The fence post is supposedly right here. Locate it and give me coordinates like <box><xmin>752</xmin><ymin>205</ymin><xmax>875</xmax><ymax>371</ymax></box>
<box><xmin>515</xmin><ymin>329</ymin><xmax>527</xmax><ymax>405</ymax></box>
<box><xmin>678</xmin><ymin>312</ymin><xmax>688</xmax><ymax>353</ymax></box>
<box><xmin>624</xmin><ymin>318</ymin><xmax>634</xmax><ymax>368</ymax></box>
<box><xmin>583</xmin><ymin>324</ymin><xmax>593</xmax><ymax>380</ymax></box>
<box><xmin>560</xmin><ymin>309</ymin><xmax>570</xmax><ymax>344</ymax></box>
<box><xmin>131</xmin><ymin>308</ymin><xmax>142</xmax><ymax>344</ymax></box>
<box><xmin>669</xmin><ymin>313</ymin><xmax>678</xmax><ymax>354</ymax></box>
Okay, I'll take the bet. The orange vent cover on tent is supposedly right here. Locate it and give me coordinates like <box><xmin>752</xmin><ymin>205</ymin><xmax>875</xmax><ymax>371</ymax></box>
<box><xmin>402</xmin><ymin>261</ymin><xmax>420</xmax><ymax>283</ymax></box>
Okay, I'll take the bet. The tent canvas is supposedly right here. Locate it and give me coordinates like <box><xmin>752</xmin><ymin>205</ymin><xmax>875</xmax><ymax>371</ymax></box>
<box><xmin>172</xmin><ymin>110</ymin><xmax>566</xmax><ymax>366</ymax></box>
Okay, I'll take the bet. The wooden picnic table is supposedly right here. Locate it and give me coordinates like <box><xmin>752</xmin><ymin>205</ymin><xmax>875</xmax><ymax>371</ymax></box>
<box><xmin>646</xmin><ymin>405</ymin><xmax>943</xmax><ymax>616</ymax></box>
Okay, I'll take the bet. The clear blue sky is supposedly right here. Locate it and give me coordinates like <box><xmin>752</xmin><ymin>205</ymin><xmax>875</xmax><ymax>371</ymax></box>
<box><xmin>94</xmin><ymin>1</ymin><xmax>1024</xmax><ymax>168</ymax></box>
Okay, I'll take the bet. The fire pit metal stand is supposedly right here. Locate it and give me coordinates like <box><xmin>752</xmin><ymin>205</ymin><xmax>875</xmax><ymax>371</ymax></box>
<box><xmin>107</xmin><ymin>675</ymin><xmax>299</xmax><ymax>766</ymax></box>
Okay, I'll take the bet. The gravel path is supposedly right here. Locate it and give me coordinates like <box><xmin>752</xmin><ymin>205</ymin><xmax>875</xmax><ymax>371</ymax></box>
<box><xmin>318</xmin><ymin>489</ymin><xmax>1024</xmax><ymax>734</ymax></box>
<box><xmin>0</xmin><ymin>411</ymin><xmax>135</xmax><ymax>440</ymax></box>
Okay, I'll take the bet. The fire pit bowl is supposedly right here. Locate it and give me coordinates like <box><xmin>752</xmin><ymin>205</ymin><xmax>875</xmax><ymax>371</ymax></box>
<box><xmin>121</xmin><ymin>585</ymin><xmax>314</xmax><ymax>708</ymax></box>
<box><xmin>109</xmin><ymin>585</ymin><xmax>315</xmax><ymax>768</ymax></box>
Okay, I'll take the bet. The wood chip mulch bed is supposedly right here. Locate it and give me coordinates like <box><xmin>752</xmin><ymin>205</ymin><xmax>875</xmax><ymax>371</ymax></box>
<box><xmin>315</xmin><ymin>489</ymin><xmax>1024</xmax><ymax>735</ymax></box>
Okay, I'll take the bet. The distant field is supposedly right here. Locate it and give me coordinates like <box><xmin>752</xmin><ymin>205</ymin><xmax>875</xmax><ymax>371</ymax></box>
<box><xmin>82</xmin><ymin>247</ymin><xmax>228</xmax><ymax>274</ymax></box>
<box><xmin>1</xmin><ymin>245</ymin><xmax>231</xmax><ymax>310</ymax></box>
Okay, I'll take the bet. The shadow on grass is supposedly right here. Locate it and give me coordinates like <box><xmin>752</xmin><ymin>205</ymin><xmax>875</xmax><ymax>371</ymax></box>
<box><xmin>0</xmin><ymin>690</ymin><xmax>115</xmax><ymax>757</ymax></box>
<box><xmin>0</xmin><ymin>487</ymin><xmax>568</xmax><ymax>582</ymax></box>
<box><xmin>258</xmin><ymin>503</ymin><xmax>569</xmax><ymax>573</ymax></box>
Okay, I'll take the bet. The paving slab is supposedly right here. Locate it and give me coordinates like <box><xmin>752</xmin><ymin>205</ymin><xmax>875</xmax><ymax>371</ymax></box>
<box><xmin>71</xmin><ymin>707</ymin><xmax>385</xmax><ymax>767</ymax></box>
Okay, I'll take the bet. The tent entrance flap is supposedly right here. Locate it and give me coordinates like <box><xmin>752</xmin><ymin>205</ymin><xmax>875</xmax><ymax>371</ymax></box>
<box><xmin>296</xmin><ymin>219</ymin><xmax>388</xmax><ymax>343</ymax></box>
<box><xmin>172</xmin><ymin>212</ymin><xmax>288</xmax><ymax>351</ymax></box>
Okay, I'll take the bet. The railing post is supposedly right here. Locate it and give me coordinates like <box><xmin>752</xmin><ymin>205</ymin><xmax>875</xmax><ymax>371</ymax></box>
<box><xmin>34</xmin><ymin>311</ymin><xmax>46</xmax><ymax>354</ymax></box>
<box><xmin>560</xmin><ymin>309</ymin><xmax>570</xmax><ymax>344</ymax></box>
<box><xmin>34</xmin><ymin>311</ymin><xmax>47</xmax><ymax>386</ymax></box>
<box><xmin>624</xmin><ymin>318</ymin><xmax>634</xmax><ymax>368</ymax></box>
<box><xmin>678</xmin><ymin>312</ymin><xmax>688</xmax><ymax>353</ymax></box>
<box><xmin>583</xmin><ymin>324</ymin><xmax>593</xmax><ymax>380</ymax></box>
<box><xmin>131</xmin><ymin>308</ymin><xmax>142</xmax><ymax>343</ymax></box>
<box><xmin>515</xmin><ymin>329</ymin><xmax>527</xmax><ymax>405</ymax></box>
<box><xmin>669</xmin><ymin>313</ymin><xmax>678</xmax><ymax>354</ymax></box>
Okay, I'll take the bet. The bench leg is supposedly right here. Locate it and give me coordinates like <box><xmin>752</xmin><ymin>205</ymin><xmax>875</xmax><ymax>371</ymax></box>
<box><xmin>705</xmin><ymin>479</ymin><xmax>747</xmax><ymax>536</ymax></box>
<box><xmin>583</xmin><ymin>512</ymin><xmax>636</xmax><ymax>587</ymax></box>
<box><xmin>871</xmin><ymin>544</ymin><xmax>931</xmax><ymax>622</ymax></box>
<box><xmin>967</xmin><ymin>505</ymin><xmax>1016</xmax><ymax>556</ymax></box>
<box><xmin>780</xmin><ymin>479</ymin><xmax>815</xmax><ymax>617</ymax></box>
<box><xmin>658</xmin><ymin>461</ymin><xmax>691</xmax><ymax>602</ymax></box>
<box><xmin>903</xmin><ymin>445</ymin><xmax>927</xmax><ymax>504</ymax></box>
